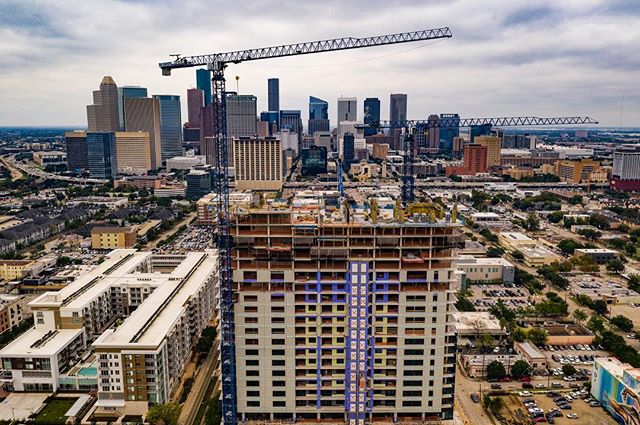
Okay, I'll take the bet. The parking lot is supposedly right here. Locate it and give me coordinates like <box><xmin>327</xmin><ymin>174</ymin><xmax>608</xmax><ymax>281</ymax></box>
<box><xmin>500</xmin><ymin>389</ymin><xmax>617</xmax><ymax>425</ymax></box>
<box><xmin>469</xmin><ymin>284</ymin><xmax>532</xmax><ymax>311</ymax></box>
<box><xmin>158</xmin><ymin>225</ymin><xmax>213</xmax><ymax>253</ymax></box>
<box><xmin>540</xmin><ymin>344</ymin><xmax>609</xmax><ymax>371</ymax></box>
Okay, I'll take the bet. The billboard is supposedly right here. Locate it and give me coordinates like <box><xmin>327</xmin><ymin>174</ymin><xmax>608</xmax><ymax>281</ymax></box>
<box><xmin>592</xmin><ymin>360</ymin><xmax>640</xmax><ymax>425</ymax></box>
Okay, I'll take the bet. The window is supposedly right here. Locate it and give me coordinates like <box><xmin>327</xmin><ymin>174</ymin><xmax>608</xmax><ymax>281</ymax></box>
<box><xmin>244</xmin><ymin>295</ymin><xmax>258</xmax><ymax>302</ymax></box>
<box><xmin>246</xmin><ymin>339</ymin><xmax>259</xmax><ymax>345</ymax></box>
<box><xmin>272</xmin><ymin>360</ymin><xmax>285</xmax><ymax>366</ymax></box>
<box><xmin>272</xmin><ymin>339</ymin><xmax>285</xmax><ymax>345</ymax></box>
<box><xmin>271</xmin><ymin>317</ymin><xmax>285</xmax><ymax>324</ymax></box>
<box><xmin>247</xmin><ymin>381</ymin><xmax>260</xmax><ymax>387</ymax></box>
<box><xmin>247</xmin><ymin>391</ymin><xmax>260</xmax><ymax>397</ymax></box>
<box><xmin>247</xmin><ymin>370</ymin><xmax>259</xmax><ymax>377</ymax></box>
<box><xmin>246</xmin><ymin>360</ymin><xmax>259</xmax><ymax>366</ymax></box>
<box><xmin>273</xmin><ymin>401</ymin><xmax>286</xmax><ymax>407</ymax></box>
<box><xmin>272</xmin><ymin>380</ymin><xmax>286</xmax><ymax>387</ymax></box>
<box><xmin>273</xmin><ymin>390</ymin><xmax>286</xmax><ymax>397</ymax></box>
<box><xmin>272</xmin><ymin>370</ymin><xmax>285</xmax><ymax>377</ymax></box>
<box><xmin>403</xmin><ymin>380</ymin><xmax>422</xmax><ymax>387</ymax></box>
<box><xmin>404</xmin><ymin>360</ymin><xmax>423</xmax><ymax>366</ymax></box>
<box><xmin>245</xmin><ymin>349</ymin><xmax>258</xmax><ymax>356</ymax></box>
<box><xmin>272</xmin><ymin>328</ymin><xmax>285</xmax><ymax>334</ymax></box>
<box><xmin>245</xmin><ymin>317</ymin><xmax>258</xmax><ymax>324</ymax></box>
<box><xmin>246</xmin><ymin>328</ymin><xmax>259</xmax><ymax>335</ymax></box>
<box><xmin>403</xmin><ymin>370</ymin><xmax>423</xmax><ymax>376</ymax></box>
<box><xmin>247</xmin><ymin>401</ymin><xmax>260</xmax><ymax>407</ymax></box>
<box><xmin>402</xmin><ymin>401</ymin><xmax>421</xmax><ymax>407</ymax></box>
<box><xmin>271</xmin><ymin>306</ymin><xmax>285</xmax><ymax>313</ymax></box>
<box><xmin>244</xmin><ymin>306</ymin><xmax>258</xmax><ymax>313</ymax></box>
<box><xmin>272</xmin><ymin>349</ymin><xmax>285</xmax><ymax>356</ymax></box>
<box><xmin>404</xmin><ymin>349</ymin><xmax>424</xmax><ymax>356</ymax></box>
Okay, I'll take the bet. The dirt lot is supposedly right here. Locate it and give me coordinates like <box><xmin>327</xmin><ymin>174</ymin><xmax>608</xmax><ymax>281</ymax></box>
<box><xmin>610</xmin><ymin>303</ymin><xmax>640</xmax><ymax>328</ymax></box>
<box><xmin>499</xmin><ymin>392</ymin><xmax>618</xmax><ymax>425</ymax></box>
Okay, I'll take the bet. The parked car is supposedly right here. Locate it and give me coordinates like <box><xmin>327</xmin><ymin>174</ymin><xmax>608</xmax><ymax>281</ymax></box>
<box><xmin>490</xmin><ymin>383</ymin><xmax>502</xmax><ymax>389</ymax></box>
<box><xmin>567</xmin><ymin>413</ymin><xmax>579</xmax><ymax>419</ymax></box>
<box><xmin>470</xmin><ymin>393</ymin><xmax>480</xmax><ymax>403</ymax></box>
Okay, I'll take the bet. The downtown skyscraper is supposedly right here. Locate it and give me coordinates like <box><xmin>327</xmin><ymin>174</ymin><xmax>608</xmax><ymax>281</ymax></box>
<box><xmin>226</xmin><ymin>94</ymin><xmax>258</xmax><ymax>138</ymax></box>
<box><xmin>117</xmin><ymin>86</ymin><xmax>148</xmax><ymax>130</ymax></box>
<box><xmin>390</xmin><ymin>93</ymin><xmax>407</xmax><ymax>122</ymax></box>
<box><xmin>268</xmin><ymin>78</ymin><xmax>280</xmax><ymax>111</ymax></box>
<box><xmin>363</xmin><ymin>98</ymin><xmax>381</xmax><ymax>137</ymax></box>
<box><xmin>308</xmin><ymin>96</ymin><xmax>329</xmax><ymax>135</ymax></box>
<box><xmin>196</xmin><ymin>69</ymin><xmax>212</xmax><ymax>105</ymax></box>
<box><xmin>87</xmin><ymin>76</ymin><xmax>119</xmax><ymax>132</ymax></box>
<box><xmin>153</xmin><ymin>95</ymin><xmax>184</xmax><ymax>160</ymax></box>
<box><xmin>337</xmin><ymin>97</ymin><xmax>357</xmax><ymax>128</ymax></box>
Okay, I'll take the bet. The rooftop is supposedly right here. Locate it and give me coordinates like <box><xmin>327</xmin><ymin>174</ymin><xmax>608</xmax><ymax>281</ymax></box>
<box><xmin>515</xmin><ymin>340</ymin><xmax>545</xmax><ymax>360</ymax></box>
<box><xmin>0</xmin><ymin>328</ymin><xmax>83</xmax><ymax>357</ymax></box>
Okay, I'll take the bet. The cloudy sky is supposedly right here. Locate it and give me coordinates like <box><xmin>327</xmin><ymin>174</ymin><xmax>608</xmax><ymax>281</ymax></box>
<box><xmin>1</xmin><ymin>0</ymin><xmax>639</xmax><ymax>127</ymax></box>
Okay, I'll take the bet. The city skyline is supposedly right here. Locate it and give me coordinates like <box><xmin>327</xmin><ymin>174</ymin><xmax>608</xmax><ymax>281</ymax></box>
<box><xmin>1</xmin><ymin>0</ymin><xmax>639</xmax><ymax>127</ymax></box>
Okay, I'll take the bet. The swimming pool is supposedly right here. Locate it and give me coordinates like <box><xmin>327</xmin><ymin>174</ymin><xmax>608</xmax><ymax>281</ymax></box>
<box><xmin>77</xmin><ymin>366</ymin><xmax>97</xmax><ymax>376</ymax></box>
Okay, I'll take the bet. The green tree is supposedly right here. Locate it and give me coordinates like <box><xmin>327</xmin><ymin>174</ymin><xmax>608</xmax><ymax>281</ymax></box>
<box><xmin>510</xmin><ymin>360</ymin><xmax>531</xmax><ymax>379</ymax></box>
<box><xmin>577</xmin><ymin>228</ymin><xmax>602</xmax><ymax>241</ymax></box>
<box><xmin>606</xmin><ymin>259</ymin><xmax>625</xmax><ymax>274</ymax></box>
<box><xmin>486</xmin><ymin>246</ymin><xmax>505</xmax><ymax>258</ymax></box>
<box><xmin>525</xmin><ymin>213</ymin><xmax>540</xmax><ymax>231</ymax></box>
<box><xmin>562</xmin><ymin>364</ymin><xmax>577</xmax><ymax>376</ymax></box>
<box><xmin>527</xmin><ymin>328</ymin><xmax>548</xmax><ymax>346</ymax></box>
<box><xmin>611</xmin><ymin>315</ymin><xmax>634</xmax><ymax>332</ymax></box>
<box><xmin>512</xmin><ymin>327</ymin><xmax>527</xmax><ymax>343</ymax></box>
<box><xmin>558</xmin><ymin>239</ymin><xmax>583</xmax><ymax>255</ymax></box>
<box><xmin>146</xmin><ymin>402</ymin><xmax>182</xmax><ymax>425</ymax></box>
<box><xmin>486</xmin><ymin>360</ymin><xmax>506</xmax><ymax>381</ymax></box>
<box><xmin>572</xmin><ymin>309</ymin><xmax>588</xmax><ymax>325</ymax></box>
<box><xmin>592</xmin><ymin>299</ymin><xmax>608</xmax><ymax>315</ymax></box>
<box><xmin>548</xmin><ymin>211</ymin><xmax>565</xmax><ymax>223</ymax></box>
<box><xmin>587</xmin><ymin>315</ymin><xmax>605</xmax><ymax>334</ymax></box>
<box><xmin>629</xmin><ymin>274</ymin><xmax>640</xmax><ymax>293</ymax></box>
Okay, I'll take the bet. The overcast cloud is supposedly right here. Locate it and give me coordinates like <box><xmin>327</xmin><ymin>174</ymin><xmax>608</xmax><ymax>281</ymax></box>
<box><xmin>0</xmin><ymin>0</ymin><xmax>639</xmax><ymax>127</ymax></box>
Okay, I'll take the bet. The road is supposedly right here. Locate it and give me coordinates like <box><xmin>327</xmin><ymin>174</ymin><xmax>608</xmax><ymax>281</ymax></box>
<box><xmin>144</xmin><ymin>211</ymin><xmax>196</xmax><ymax>249</ymax></box>
<box><xmin>0</xmin><ymin>156</ymin><xmax>24</xmax><ymax>181</ymax></box>
<box><xmin>283</xmin><ymin>180</ymin><xmax>608</xmax><ymax>190</ymax></box>
<box><xmin>2</xmin><ymin>155</ymin><xmax>107</xmax><ymax>184</ymax></box>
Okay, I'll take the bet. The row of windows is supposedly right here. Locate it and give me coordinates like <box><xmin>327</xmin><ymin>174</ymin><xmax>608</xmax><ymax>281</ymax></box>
<box><xmin>243</xmin><ymin>400</ymin><xmax>436</xmax><ymax>408</ymax></box>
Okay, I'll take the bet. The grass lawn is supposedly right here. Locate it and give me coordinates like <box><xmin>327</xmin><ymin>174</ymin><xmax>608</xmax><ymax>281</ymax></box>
<box><xmin>34</xmin><ymin>398</ymin><xmax>77</xmax><ymax>424</ymax></box>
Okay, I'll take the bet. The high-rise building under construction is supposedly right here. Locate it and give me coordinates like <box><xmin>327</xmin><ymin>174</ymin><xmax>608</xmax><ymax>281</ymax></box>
<box><xmin>230</xmin><ymin>193</ymin><xmax>460</xmax><ymax>423</ymax></box>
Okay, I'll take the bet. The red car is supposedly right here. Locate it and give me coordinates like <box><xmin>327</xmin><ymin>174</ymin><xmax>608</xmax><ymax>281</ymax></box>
<box><xmin>520</xmin><ymin>376</ymin><xmax>532</xmax><ymax>383</ymax></box>
<box><xmin>501</xmin><ymin>376</ymin><xmax>512</xmax><ymax>382</ymax></box>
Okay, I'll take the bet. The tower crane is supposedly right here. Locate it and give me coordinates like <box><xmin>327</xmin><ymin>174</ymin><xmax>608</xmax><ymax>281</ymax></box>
<box><xmin>358</xmin><ymin>116</ymin><xmax>599</xmax><ymax>205</ymax></box>
<box><xmin>160</xmin><ymin>27</ymin><xmax>452</xmax><ymax>425</ymax></box>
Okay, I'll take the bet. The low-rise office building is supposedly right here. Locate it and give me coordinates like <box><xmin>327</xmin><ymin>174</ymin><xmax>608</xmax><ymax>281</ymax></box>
<box><xmin>0</xmin><ymin>259</ymin><xmax>37</xmax><ymax>281</ymax></box>
<box><xmin>91</xmin><ymin>226</ymin><xmax>137</xmax><ymax>249</ymax></box>
<box><xmin>455</xmin><ymin>256</ymin><xmax>515</xmax><ymax>285</ymax></box>
<box><xmin>574</xmin><ymin>248</ymin><xmax>619</xmax><ymax>264</ymax></box>
<box><xmin>461</xmin><ymin>351</ymin><xmax>522</xmax><ymax>378</ymax></box>
<box><xmin>514</xmin><ymin>341</ymin><xmax>547</xmax><ymax>371</ymax></box>
<box><xmin>498</xmin><ymin>232</ymin><xmax>560</xmax><ymax>267</ymax></box>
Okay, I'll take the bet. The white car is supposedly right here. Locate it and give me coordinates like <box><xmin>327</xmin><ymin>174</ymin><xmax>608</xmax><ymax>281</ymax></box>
<box><xmin>518</xmin><ymin>391</ymin><xmax>533</xmax><ymax>397</ymax></box>
<box><xmin>567</xmin><ymin>413</ymin><xmax>579</xmax><ymax>419</ymax></box>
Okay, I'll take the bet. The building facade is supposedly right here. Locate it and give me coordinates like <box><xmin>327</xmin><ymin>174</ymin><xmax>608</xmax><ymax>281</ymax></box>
<box><xmin>87</xmin><ymin>76</ymin><xmax>119</xmax><ymax>132</ymax></box>
<box><xmin>280</xmin><ymin>110</ymin><xmax>303</xmax><ymax>144</ymax></box>
<box><xmin>230</xmin><ymin>194</ymin><xmax>460</xmax><ymax>422</ymax></box>
<box><xmin>186</xmin><ymin>88</ymin><xmax>204</xmax><ymax>128</ymax></box>
<box><xmin>233</xmin><ymin>137</ymin><xmax>283</xmax><ymax>191</ymax></box>
<box><xmin>154</xmin><ymin>95</ymin><xmax>183</xmax><ymax>161</ymax></box>
<box><xmin>65</xmin><ymin>131</ymin><xmax>89</xmax><ymax>172</ymax></box>
<box><xmin>196</xmin><ymin>69</ymin><xmax>212</xmax><ymax>105</ymax></box>
<box><xmin>363</xmin><ymin>98</ymin><xmax>381</xmax><ymax>137</ymax></box>
<box><xmin>91</xmin><ymin>227</ymin><xmax>137</xmax><ymax>249</ymax></box>
<box><xmin>612</xmin><ymin>148</ymin><xmax>640</xmax><ymax>191</ymax></box>
<box><xmin>117</xmin><ymin>86</ymin><xmax>148</xmax><ymax>131</ymax></box>
<box><xmin>308</xmin><ymin>96</ymin><xmax>330</xmax><ymax>134</ymax></box>
<box><xmin>439</xmin><ymin>114</ymin><xmax>460</xmax><ymax>154</ymax></box>
<box><xmin>474</xmin><ymin>136</ymin><xmax>501</xmax><ymax>168</ymax></box>
<box><xmin>124</xmin><ymin>97</ymin><xmax>163</xmax><ymax>170</ymax></box>
<box><xmin>114</xmin><ymin>132</ymin><xmax>152</xmax><ymax>175</ymax></box>
<box><xmin>87</xmin><ymin>132</ymin><xmax>117</xmax><ymax>179</ymax></box>
<box><xmin>555</xmin><ymin>159</ymin><xmax>601</xmax><ymax>183</ymax></box>
<box><xmin>226</xmin><ymin>94</ymin><xmax>258</xmax><ymax>139</ymax></box>
<box><xmin>268</xmin><ymin>78</ymin><xmax>279</xmax><ymax>112</ymax></box>
<box><xmin>389</xmin><ymin>94</ymin><xmax>407</xmax><ymax>123</ymax></box>
<box><xmin>337</xmin><ymin>97</ymin><xmax>357</xmax><ymax>128</ymax></box>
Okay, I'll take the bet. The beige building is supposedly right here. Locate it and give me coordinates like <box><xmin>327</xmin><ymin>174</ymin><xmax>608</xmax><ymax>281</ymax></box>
<box><xmin>503</xmin><ymin>166</ymin><xmax>534</xmax><ymax>180</ymax></box>
<box><xmin>124</xmin><ymin>97</ymin><xmax>162</xmax><ymax>169</ymax></box>
<box><xmin>498</xmin><ymin>232</ymin><xmax>560</xmax><ymax>267</ymax></box>
<box><xmin>91</xmin><ymin>226</ymin><xmax>137</xmax><ymax>249</ymax></box>
<box><xmin>114</xmin><ymin>132</ymin><xmax>152</xmax><ymax>175</ymax></box>
<box><xmin>0</xmin><ymin>295</ymin><xmax>30</xmax><ymax>334</ymax></box>
<box><xmin>87</xmin><ymin>76</ymin><xmax>119</xmax><ymax>132</ymax></box>
<box><xmin>196</xmin><ymin>192</ymin><xmax>253</xmax><ymax>225</ymax></box>
<box><xmin>555</xmin><ymin>159</ymin><xmax>601</xmax><ymax>183</ymax></box>
<box><xmin>234</xmin><ymin>137</ymin><xmax>283</xmax><ymax>191</ymax></box>
<box><xmin>0</xmin><ymin>259</ymin><xmax>36</xmax><ymax>281</ymax></box>
<box><xmin>231</xmin><ymin>193</ymin><xmax>459</xmax><ymax>422</ymax></box>
<box><xmin>474</xmin><ymin>136</ymin><xmax>501</xmax><ymax>168</ymax></box>
<box><xmin>514</xmin><ymin>341</ymin><xmax>547</xmax><ymax>371</ymax></box>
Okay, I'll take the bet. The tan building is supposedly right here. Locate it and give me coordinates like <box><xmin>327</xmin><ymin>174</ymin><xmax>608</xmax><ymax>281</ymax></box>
<box><xmin>234</xmin><ymin>136</ymin><xmax>283</xmax><ymax>191</ymax></box>
<box><xmin>503</xmin><ymin>166</ymin><xmax>534</xmax><ymax>180</ymax></box>
<box><xmin>114</xmin><ymin>131</ymin><xmax>152</xmax><ymax>175</ymax></box>
<box><xmin>498</xmin><ymin>232</ymin><xmax>560</xmax><ymax>267</ymax></box>
<box><xmin>231</xmin><ymin>193</ymin><xmax>459</xmax><ymax>422</ymax></box>
<box><xmin>474</xmin><ymin>136</ymin><xmax>501</xmax><ymax>168</ymax></box>
<box><xmin>124</xmin><ymin>97</ymin><xmax>162</xmax><ymax>169</ymax></box>
<box><xmin>196</xmin><ymin>192</ymin><xmax>253</xmax><ymax>225</ymax></box>
<box><xmin>0</xmin><ymin>260</ymin><xmax>36</xmax><ymax>281</ymax></box>
<box><xmin>91</xmin><ymin>226</ymin><xmax>137</xmax><ymax>249</ymax></box>
<box><xmin>545</xmin><ymin>325</ymin><xmax>595</xmax><ymax>346</ymax></box>
<box><xmin>87</xmin><ymin>76</ymin><xmax>119</xmax><ymax>132</ymax></box>
<box><xmin>370</xmin><ymin>143</ymin><xmax>389</xmax><ymax>160</ymax></box>
<box><xmin>514</xmin><ymin>341</ymin><xmax>547</xmax><ymax>371</ymax></box>
<box><xmin>555</xmin><ymin>159</ymin><xmax>601</xmax><ymax>183</ymax></box>
<box><xmin>540</xmin><ymin>163</ymin><xmax>555</xmax><ymax>174</ymax></box>
<box><xmin>0</xmin><ymin>295</ymin><xmax>30</xmax><ymax>334</ymax></box>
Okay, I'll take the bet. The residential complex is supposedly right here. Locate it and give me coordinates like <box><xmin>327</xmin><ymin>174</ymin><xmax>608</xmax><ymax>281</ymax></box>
<box><xmin>230</xmin><ymin>192</ymin><xmax>460</xmax><ymax>422</ymax></box>
<box><xmin>91</xmin><ymin>226</ymin><xmax>138</xmax><ymax>249</ymax></box>
<box><xmin>0</xmin><ymin>250</ymin><xmax>219</xmax><ymax>413</ymax></box>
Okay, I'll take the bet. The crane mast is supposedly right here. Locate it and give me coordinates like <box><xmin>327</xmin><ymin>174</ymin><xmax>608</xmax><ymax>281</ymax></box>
<box><xmin>160</xmin><ymin>27</ymin><xmax>453</xmax><ymax>425</ymax></box>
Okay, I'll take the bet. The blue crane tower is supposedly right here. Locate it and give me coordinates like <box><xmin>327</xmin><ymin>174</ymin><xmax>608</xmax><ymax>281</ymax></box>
<box><xmin>159</xmin><ymin>27</ymin><xmax>453</xmax><ymax>425</ymax></box>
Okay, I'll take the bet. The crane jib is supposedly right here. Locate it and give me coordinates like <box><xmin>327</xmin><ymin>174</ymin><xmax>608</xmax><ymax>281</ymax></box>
<box><xmin>158</xmin><ymin>27</ymin><xmax>452</xmax><ymax>71</ymax></box>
